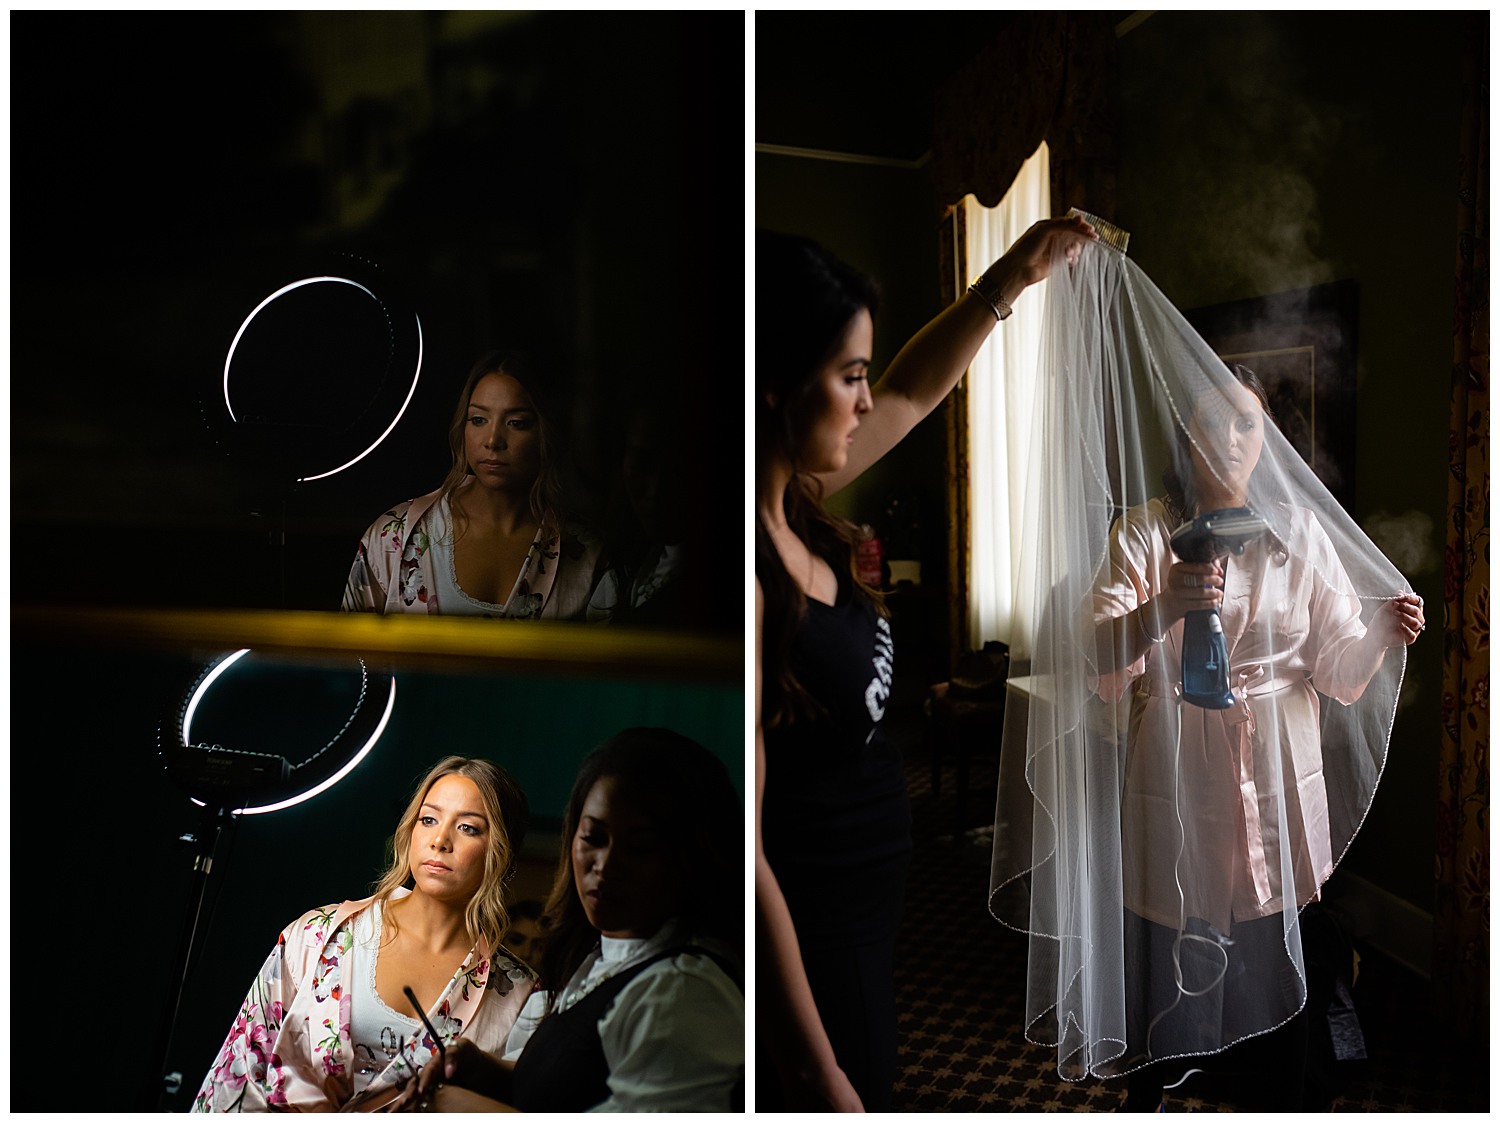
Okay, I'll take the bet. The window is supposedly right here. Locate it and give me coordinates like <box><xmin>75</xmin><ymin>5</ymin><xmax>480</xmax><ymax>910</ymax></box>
<box><xmin>963</xmin><ymin>141</ymin><xmax>1050</xmax><ymax>651</ymax></box>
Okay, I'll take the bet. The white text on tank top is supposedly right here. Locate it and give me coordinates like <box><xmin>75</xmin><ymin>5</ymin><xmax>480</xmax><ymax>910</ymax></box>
<box><xmin>864</xmin><ymin>616</ymin><xmax>894</xmax><ymax>732</ymax></box>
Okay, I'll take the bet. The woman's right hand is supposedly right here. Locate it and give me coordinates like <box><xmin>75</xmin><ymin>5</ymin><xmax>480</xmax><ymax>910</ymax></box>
<box><xmin>1155</xmin><ymin>559</ymin><xmax>1224</xmax><ymax>624</ymax></box>
<box><xmin>413</xmin><ymin>1038</ymin><xmax>504</xmax><ymax>1098</ymax></box>
<box><xmin>783</xmin><ymin>1063</ymin><xmax>866</xmax><ymax>1112</ymax></box>
<box><xmin>973</xmin><ymin>215</ymin><xmax>1097</xmax><ymax>306</ymax></box>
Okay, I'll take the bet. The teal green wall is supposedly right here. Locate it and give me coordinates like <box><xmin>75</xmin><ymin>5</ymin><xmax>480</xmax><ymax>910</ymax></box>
<box><xmin>1115</xmin><ymin>11</ymin><xmax>1460</xmax><ymax>916</ymax></box>
<box><xmin>387</xmin><ymin>670</ymin><xmax>745</xmax><ymax>817</ymax></box>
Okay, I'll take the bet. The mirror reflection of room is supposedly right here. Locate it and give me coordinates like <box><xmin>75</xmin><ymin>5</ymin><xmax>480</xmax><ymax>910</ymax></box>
<box><xmin>11</xmin><ymin>11</ymin><xmax>742</xmax><ymax>633</ymax></box>
<box><xmin>756</xmin><ymin>10</ymin><xmax>1483</xmax><ymax>1114</ymax></box>
<box><xmin>343</xmin><ymin>348</ymin><xmax>608</xmax><ymax>620</ymax></box>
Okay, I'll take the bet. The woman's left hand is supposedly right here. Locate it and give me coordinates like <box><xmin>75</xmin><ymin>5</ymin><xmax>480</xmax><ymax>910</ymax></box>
<box><xmin>1368</xmin><ymin>594</ymin><xmax>1425</xmax><ymax>647</ymax></box>
<box><xmin>967</xmin><ymin>216</ymin><xmax>1097</xmax><ymax>318</ymax></box>
<box><xmin>998</xmin><ymin>215</ymin><xmax>1098</xmax><ymax>290</ymax></box>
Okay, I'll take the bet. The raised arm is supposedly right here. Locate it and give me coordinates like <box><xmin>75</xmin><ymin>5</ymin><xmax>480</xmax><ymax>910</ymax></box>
<box><xmin>754</xmin><ymin>580</ymin><xmax>864</xmax><ymax>1111</ymax></box>
<box><xmin>818</xmin><ymin>215</ymin><xmax>1095</xmax><ymax>496</ymax></box>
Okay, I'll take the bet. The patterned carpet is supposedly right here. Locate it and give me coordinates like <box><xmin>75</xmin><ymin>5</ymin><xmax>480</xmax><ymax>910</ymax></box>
<box><xmin>892</xmin><ymin>715</ymin><xmax>1488</xmax><ymax>1113</ymax></box>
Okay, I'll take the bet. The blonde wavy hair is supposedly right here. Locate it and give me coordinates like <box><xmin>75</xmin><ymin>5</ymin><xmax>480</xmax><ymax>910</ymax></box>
<box><xmin>371</xmin><ymin>756</ymin><xmax>529</xmax><ymax>954</ymax></box>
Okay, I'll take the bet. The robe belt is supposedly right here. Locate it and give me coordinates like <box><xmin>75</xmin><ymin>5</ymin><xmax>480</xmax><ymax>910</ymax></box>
<box><xmin>1223</xmin><ymin>667</ymin><xmax>1309</xmax><ymax>908</ymax></box>
<box><xmin>1136</xmin><ymin>667</ymin><xmax>1309</xmax><ymax>909</ymax></box>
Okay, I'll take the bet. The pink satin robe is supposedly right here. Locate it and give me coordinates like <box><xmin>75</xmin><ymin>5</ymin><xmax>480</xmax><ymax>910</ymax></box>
<box><xmin>1091</xmin><ymin>499</ymin><xmax>1376</xmax><ymax>930</ymax></box>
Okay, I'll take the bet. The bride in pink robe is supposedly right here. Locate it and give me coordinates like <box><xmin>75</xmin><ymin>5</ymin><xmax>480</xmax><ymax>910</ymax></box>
<box><xmin>193</xmin><ymin>758</ymin><xmax>535</xmax><ymax>1112</ymax></box>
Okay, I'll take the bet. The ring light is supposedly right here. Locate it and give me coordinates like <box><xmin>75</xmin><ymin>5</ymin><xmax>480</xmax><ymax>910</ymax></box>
<box><xmin>174</xmin><ymin>649</ymin><xmax>396</xmax><ymax>815</ymax></box>
<box><xmin>297</xmin><ymin>315</ymin><xmax>422</xmax><ymax>482</ymax></box>
<box><xmin>221</xmin><ymin>274</ymin><xmax>423</xmax><ymax>481</ymax></box>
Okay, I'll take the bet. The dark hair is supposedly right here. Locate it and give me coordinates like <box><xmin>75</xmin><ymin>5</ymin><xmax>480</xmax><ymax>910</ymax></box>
<box><xmin>510</xmin><ymin>899</ymin><xmax>544</xmax><ymax>923</ymax></box>
<box><xmin>1163</xmin><ymin>363</ymin><xmax>1275</xmax><ymax>519</ymax></box>
<box><xmin>536</xmin><ymin>728</ymin><xmax>742</xmax><ymax>1013</ymax></box>
<box><xmin>439</xmin><ymin>348</ymin><xmax>566</xmax><ymax>526</ymax></box>
<box><xmin>756</xmin><ymin>230</ymin><xmax>885</xmax><ymax>727</ymax></box>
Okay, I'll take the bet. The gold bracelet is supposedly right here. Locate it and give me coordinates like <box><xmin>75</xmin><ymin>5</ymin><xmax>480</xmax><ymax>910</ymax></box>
<box><xmin>969</xmin><ymin>269</ymin><xmax>1014</xmax><ymax>321</ymax></box>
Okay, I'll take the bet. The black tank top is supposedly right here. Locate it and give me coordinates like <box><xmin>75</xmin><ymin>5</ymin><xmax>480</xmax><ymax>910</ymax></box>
<box><xmin>761</xmin><ymin>586</ymin><xmax>912</xmax><ymax>948</ymax></box>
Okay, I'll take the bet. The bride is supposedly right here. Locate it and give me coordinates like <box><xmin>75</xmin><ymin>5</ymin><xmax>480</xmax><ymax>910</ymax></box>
<box><xmin>343</xmin><ymin>349</ymin><xmax>604</xmax><ymax>619</ymax></box>
<box><xmin>989</xmin><ymin>219</ymin><xmax>1421</xmax><ymax>1109</ymax></box>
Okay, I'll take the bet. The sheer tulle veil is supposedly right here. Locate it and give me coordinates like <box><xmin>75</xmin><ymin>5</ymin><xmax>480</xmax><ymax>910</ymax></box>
<box><xmin>988</xmin><ymin>218</ymin><xmax>1411</xmax><ymax>1079</ymax></box>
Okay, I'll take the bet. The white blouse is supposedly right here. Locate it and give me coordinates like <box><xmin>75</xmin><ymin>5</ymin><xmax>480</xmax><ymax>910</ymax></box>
<box><xmin>503</xmin><ymin>922</ymin><xmax>743</xmax><ymax>1112</ymax></box>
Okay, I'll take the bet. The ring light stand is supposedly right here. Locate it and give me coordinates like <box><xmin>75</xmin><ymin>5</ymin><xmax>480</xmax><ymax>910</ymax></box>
<box><xmin>146</xmin><ymin>650</ymin><xmax>396</xmax><ymax>1109</ymax></box>
<box><xmin>213</xmin><ymin>260</ymin><xmax>423</xmax><ymax>604</ymax></box>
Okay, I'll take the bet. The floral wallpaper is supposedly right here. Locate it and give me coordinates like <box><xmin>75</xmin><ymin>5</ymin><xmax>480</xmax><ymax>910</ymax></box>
<box><xmin>1435</xmin><ymin>15</ymin><xmax>1488</xmax><ymax>1043</ymax></box>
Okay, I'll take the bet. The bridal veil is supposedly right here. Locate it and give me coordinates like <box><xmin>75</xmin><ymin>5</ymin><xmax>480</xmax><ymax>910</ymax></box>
<box><xmin>989</xmin><ymin>216</ymin><xmax>1412</xmax><ymax>1079</ymax></box>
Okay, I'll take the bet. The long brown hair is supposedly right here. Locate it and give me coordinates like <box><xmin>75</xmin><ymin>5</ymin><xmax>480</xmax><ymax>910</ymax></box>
<box><xmin>439</xmin><ymin>349</ymin><xmax>565</xmax><ymax>531</ymax></box>
<box><xmin>756</xmin><ymin>230</ymin><xmax>885</xmax><ymax>728</ymax></box>
<box><xmin>371</xmin><ymin>755</ymin><xmax>529</xmax><ymax>955</ymax></box>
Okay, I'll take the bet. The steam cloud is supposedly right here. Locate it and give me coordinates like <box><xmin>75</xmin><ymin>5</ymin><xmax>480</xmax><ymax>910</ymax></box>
<box><xmin>1363</xmin><ymin>509</ymin><xmax>1437</xmax><ymax>576</ymax></box>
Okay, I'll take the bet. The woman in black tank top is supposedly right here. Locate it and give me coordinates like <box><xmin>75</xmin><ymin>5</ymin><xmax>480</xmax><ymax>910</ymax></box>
<box><xmin>755</xmin><ymin>219</ymin><xmax>1094</xmax><ymax>1110</ymax></box>
<box><xmin>414</xmin><ymin>728</ymin><xmax>744</xmax><ymax>1111</ymax></box>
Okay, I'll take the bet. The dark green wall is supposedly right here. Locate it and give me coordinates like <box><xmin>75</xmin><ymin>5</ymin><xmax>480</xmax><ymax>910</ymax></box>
<box><xmin>757</xmin><ymin>152</ymin><xmax>952</xmax><ymax>691</ymax></box>
<box><xmin>1114</xmin><ymin>11</ymin><xmax>1460</xmax><ymax>917</ymax></box>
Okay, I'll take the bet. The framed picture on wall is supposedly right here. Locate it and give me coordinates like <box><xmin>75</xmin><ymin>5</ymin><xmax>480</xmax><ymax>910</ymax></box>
<box><xmin>1184</xmin><ymin>279</ymin><xmax>1359</xmax><ymax>514</ymax></box>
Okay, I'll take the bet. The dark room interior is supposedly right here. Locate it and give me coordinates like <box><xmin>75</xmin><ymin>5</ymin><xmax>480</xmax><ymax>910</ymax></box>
<box><xmin>758</xmin><ymin>10</ymin><xmax>1485</xmax><ymax>1112</ymax></box>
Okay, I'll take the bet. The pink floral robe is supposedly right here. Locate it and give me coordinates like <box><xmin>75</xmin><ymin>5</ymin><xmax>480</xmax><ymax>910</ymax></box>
<box><xmin>193</xmin><ymin>890</ymin><xmax>533</xmax><ymax>1112</ymax></box>
<box><xmin>341</xmin><ymin>484</ymin><xmax>602</xmax><ymax>619</ymax></box>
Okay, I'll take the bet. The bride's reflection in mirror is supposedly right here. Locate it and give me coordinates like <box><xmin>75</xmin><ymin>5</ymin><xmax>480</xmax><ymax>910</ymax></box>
<box><xmin>344</xmin><ymin>348</ymin><xmax>605</xmax><ymax>620</ymax></box>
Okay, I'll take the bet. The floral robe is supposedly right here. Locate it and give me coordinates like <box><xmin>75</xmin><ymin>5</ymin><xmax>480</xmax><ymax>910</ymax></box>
<box><xmin>341</xmin><ymin>484</ymin><xmax>603</xmax><ymax>620</ymax></box>
<box><xmin>193</xmin><ymin>891</ymin><xmax>534</xmax><ymax>1112</ymax></box>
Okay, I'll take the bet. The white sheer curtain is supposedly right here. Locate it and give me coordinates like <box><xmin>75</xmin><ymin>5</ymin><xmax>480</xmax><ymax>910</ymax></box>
<box><xmin>965</xmin><ymin>141</ymin><xmax>1050</xmax><ymax>654</ymax></box>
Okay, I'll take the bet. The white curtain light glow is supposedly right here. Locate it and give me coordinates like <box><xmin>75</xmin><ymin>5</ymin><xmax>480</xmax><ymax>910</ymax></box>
<box><xmin>965</xmin><ymin>142</ymin><xmax>1050</xmax><ymax>655</ymax></box>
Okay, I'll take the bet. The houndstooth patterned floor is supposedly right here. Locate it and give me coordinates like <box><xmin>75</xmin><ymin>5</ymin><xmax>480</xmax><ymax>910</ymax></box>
<box><xmin>892</xmin><ymin>714</ymin><xmax>1488</xmax><ymax>1113</ymax></box>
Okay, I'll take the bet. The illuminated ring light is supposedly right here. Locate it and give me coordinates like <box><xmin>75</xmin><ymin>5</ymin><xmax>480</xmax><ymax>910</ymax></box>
<box><xmin>180</xmin><ymin>649</ymin><xmax>397</xmax><ymax>816</ymax></box>
<box><xmin>221</xmin><ymin>275</ymin><xmax>423</xmax><ymax>482</ymax></box>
